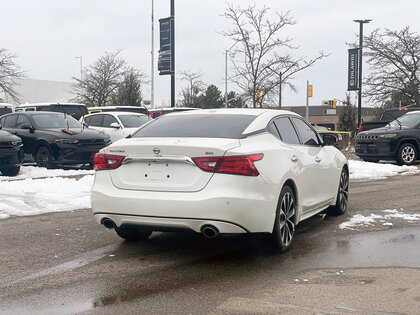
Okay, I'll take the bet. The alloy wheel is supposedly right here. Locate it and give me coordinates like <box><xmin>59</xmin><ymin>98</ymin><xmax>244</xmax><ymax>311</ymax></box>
<box><xmin>401</xmin><ymin>146</ymin><xmax>416</xmax><ymax>164</ymax></box>
<box><xmin>279</xmin><ymin>191</ymin><xmax>295</xmax><ymax>247</ymax></box>
<box><xmin>338</xmin><ymin>170</ymin><xmax>349</xmax><ymax>211</ymax></box>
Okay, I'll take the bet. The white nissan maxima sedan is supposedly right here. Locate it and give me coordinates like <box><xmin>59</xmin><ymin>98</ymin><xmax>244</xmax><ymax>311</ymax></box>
<box><xmin>91</xmin><ymin>109</ymin><xmax>349</xmax><ymax>252</ymax></box>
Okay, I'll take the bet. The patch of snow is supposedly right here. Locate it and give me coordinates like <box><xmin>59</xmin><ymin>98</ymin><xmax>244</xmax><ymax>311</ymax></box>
<box><xmin>0</xmin><ymin>175</ymin><xmax>94</xmax><ymax>219</ymax></box>
<box><xmin>348</xmin><ymin>160</ymin><xmax>420</xmax><ymax>180</ymax></box>
<box><xmin>339</xmin><ymin>209</ymin><xmax>420</xmax><ymax>230</ymax></box>
<box><xmin>0</xmin><ymin>166</ymin><xmax>94</xmax><ymax>181</ymax></box>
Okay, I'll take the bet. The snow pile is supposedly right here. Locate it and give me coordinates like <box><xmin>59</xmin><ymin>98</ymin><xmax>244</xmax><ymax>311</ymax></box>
<box><xmin>0</xmin><ymin>175</ymin><xmax>94</xmax><ymax>219</ymax></box>
<box><xmin>339</xmin><ymin>208</ymin><xmax>420</xmax><ymax>230</ymax></box>
<box><xmin>349</xmin><ymin>160</ymin><xmax>420</xmax><ymax>180</ymax></box>
<box><xmin>0</xmin><ymin>166</ymin><xmax>94</xmax><ymax>181</ymax></box>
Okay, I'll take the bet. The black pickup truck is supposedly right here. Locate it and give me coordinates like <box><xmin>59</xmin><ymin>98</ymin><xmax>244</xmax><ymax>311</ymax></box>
<box><xmin>360</xmin><ymin>108</ymin><xmax>420</xmax><ymax>132</ymax></box>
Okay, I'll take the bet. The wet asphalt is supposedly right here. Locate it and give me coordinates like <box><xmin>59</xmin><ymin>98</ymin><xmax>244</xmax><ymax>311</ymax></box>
<box><xmin>0</xmin><ymin>174</ymin><xmax>420</xmax><ymax>314</ymax></box>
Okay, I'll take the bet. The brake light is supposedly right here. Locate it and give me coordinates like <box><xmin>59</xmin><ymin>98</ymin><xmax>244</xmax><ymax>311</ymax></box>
<box><xmin>93</xmin><ymin>154</ymin><xmax>125</xmax><ymax>170</ymax></box>
<box><xmin>192</xmin><ymin>154</ymin><xmax>263</xmax><ymax>176</ymax></box>
<box><xmin>360</xmin><ymin>125</ymin><xmax>364</xmax><ymax>132</ymax></box>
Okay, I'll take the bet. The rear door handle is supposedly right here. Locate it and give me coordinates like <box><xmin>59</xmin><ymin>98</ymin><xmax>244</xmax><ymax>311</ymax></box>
<box><xmin>315</xmin><ymin>157</ymin><xmax>321</xmax><ymax>163</ymax></box>
<box><xmin>291</xmin><ymin>156</ymin><xmax>298</xmax><ymax>163</ymax></box>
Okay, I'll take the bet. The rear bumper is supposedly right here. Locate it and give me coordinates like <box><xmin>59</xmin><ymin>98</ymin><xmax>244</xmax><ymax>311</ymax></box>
<box><xmin>91</xmin><ymin>170</ymin><xmax>279</xmax><ymax>234</ymax></box>
<box><xmin>0</xmin><ymin>146</ymin><xmax>24</xmax><ymax>168</ymax></box>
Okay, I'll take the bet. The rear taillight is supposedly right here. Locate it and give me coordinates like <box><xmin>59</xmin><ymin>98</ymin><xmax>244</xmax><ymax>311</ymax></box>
<box><xmin>192</xmin><ymin>154</ymin><xmax>263</xmax><ymax>176</ymax></box>
<box><xmin>93</xmin><ymin>154</ymin><xmax>125</xmax><ymax>171</ymax></box>
<box><xmin>360</xmin><ymin>125</ymin><xmax>364</xmax><ymax>132</ymax></box>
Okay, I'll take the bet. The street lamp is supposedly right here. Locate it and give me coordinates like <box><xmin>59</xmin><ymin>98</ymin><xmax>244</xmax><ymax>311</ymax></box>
<box><xmin>74</xmin><ymin>56</ymin><xmax>83</xmax><ymax>80</ymax></box>
<box><xmin>353</xmin><ymin>19</ymin><xmax>371</xmax><ymax>128</ymax></box>
<box><xmin>225</xmin><ymin>41</ymin><xmax>239</xmax><ymax>108</ymax></box>
<box><xmin>268</xmin><ymin>63</ymin><xmax>295</xmax><ymax>109</ymax></box>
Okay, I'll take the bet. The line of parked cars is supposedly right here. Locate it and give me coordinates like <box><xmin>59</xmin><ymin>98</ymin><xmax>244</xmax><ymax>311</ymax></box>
<box><xmin>0</xmin><ymin>103</ymin><xmax>200</xmax><ymax>176</ymax></box>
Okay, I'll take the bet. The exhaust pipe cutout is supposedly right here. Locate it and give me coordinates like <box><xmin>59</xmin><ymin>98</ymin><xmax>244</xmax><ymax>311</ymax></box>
<box><xmin>102</xmin><ymin>218</ymin><xmax>115</xmax><ymax>229</ymax></box>
<box><xmin>201</xmin><ymin>225</ymin><xmax>219</xmax><ymax>239</ymax></box>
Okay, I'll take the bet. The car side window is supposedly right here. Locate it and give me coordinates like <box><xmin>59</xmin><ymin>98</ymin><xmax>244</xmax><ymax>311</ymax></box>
<box><xmin>89</xmin><ymin>115</ymin><xmax>104</xmax><ymax>127</ymax></box>
<box><xmin>268</xmin><ymin>122</ymin><xmax>281</xmax><ymax>139</ymax></box>
<box><xmin>2</xmin><ymin>115</ymin><xmax>18</xmax><ymax>128</ymax></box>
<box><xmin>16</xmin><ymin>115</ymin><xmax>31</xmax><ymax>128</ymax></box>
<box><xmin>84</xmin><ymin>116</ymin><xmax>92</xmax><ymax>125</ymax></box>
<box><xmin>103</xmin><ymin>114</ymin><xmax>118</xmax><ymax>128</ymax></box>
<box><xmin>273</xmin><ymin>117</ymin><xmax>300</xmax><ymax>145</ymax></box>
<box><xmin>291</xmin><ymin>117</ymin><xmax>320</xmax><ymax>146</ymax></box>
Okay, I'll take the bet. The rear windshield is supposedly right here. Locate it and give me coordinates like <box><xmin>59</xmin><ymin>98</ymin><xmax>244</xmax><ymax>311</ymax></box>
<box><xmin>131</xmin><ymin>114</ymin><xmax>256</xmax><ymax>139</ymax></box>
<box><xmin>0</xmin><ymin>107</ymin><xmax>12</xmax><ymax>116</ymax></box>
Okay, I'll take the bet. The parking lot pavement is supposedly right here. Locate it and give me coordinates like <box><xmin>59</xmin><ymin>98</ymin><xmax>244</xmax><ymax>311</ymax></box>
<box><xmin>0</xmin><ymin>174</ymin><xmax>419</xmax><ymax>314</ymax></box>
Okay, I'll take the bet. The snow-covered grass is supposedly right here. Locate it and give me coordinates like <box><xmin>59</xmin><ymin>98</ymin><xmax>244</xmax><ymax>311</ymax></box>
<box><xmin>339</xmin><ymin>208</ymin><xmax>420</xmax><ymax>230</ymax></box>
<box><xmin>0</xmin><ymin>175</ymin><xmax>94</xmax><ymax>219</ymax></box>
<box><xmin>348</xmin><ymin>160</ymin><xmax>420</xmax><ymax>180</ymax></box>
<box><xmin>0</xmin><ymin>166</ymin><xmax>94</xmax><ymax>181</ymax></box>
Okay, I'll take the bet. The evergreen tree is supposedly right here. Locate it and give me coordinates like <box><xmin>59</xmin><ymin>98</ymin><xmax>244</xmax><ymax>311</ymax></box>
<box><xmin>112</xmin><ymin>68</ymin><xmax>145</xmax><ymax>106</ymax></box>
<box><xmin>227</xmin><ymin>91</ymin><xmax>246</xmax><ymax>108</ymax></box>
<box><xmin>197</xmin><ymin>85</ymin><xmax>224</xmax><ymax>109</ymax></box>
<box><xmin>338</xmin><ymin>94</ymin><xmax>357</xmax><ymax>137</ymax></box>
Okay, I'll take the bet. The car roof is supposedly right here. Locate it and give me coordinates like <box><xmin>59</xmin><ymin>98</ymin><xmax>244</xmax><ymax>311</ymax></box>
<box><xmin>85</xmin><ymin>111</ymin><xmax>147</xmax><ymax>117</ymax></box>
<box><xmin>17</xmin><ymin>103</ymin><xmax>85</xmax><ymax>107</ymax></box>
<box><xmin>4</xmin><ymin>111</ymin><xmax>75</xmax><ymax>116</ymax></box>
<box><xmin>88</xmin><ymin>105</ymin><xmax>148</xmax><ymax>109</ymax></box>
<box><xmin>405</xmin><ymin>110</ymin><xmax>420</xmax><ymax>115</ymax></box>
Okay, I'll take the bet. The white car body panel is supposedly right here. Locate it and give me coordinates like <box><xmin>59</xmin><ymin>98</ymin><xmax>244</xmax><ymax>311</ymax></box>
<box><xmin>91</xmin><ymin>108</ymin><xmax>348</xmax><ymax>235</ymax></box>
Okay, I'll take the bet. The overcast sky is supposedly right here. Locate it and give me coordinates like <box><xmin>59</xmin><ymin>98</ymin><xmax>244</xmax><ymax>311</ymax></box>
<box><xmin>2</xmin><ymin>0</ymin><xmax>419</xmax><ymax>107</ymax></box>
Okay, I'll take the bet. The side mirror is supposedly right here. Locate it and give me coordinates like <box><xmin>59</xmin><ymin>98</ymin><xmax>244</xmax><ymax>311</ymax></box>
<box><xmin>21</xmin><ymin>123</ymin><xmax>35</xmax><ymax>133</ymax></box>
<box><xmin>321</xmin><ymin>134</ymin><xmax>337</xmax><ymax>146</ymax></box>
<box><xmin>110</xmin><ymin>122</ymin><xmax>121</xmax><ymax>129</ymax></box>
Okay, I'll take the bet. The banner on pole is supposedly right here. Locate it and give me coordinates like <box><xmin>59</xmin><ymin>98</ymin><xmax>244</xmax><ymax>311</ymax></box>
<box><xmin>348</xmin><ymin>48</ymin><xmax>360</xmax><ymax>91</ymax></box>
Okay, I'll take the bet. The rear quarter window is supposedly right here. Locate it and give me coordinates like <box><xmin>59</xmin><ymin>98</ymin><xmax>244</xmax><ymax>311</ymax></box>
<box><xmin>132</xmin><ymin>114</ymin><xmax>256</xmax><ymax>139</ymax></box>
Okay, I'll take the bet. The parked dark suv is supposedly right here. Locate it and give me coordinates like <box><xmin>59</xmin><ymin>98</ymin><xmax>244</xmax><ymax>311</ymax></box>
<box><xmin>0</xmin><ymin>130</ymin><xmax>24</xmax><ymax>176</ymax></box>
<box><xmin>355</xmin><ymin>111</ymin><xmax>420</xmax><ymax>165</ymax></box>
<box><xmin>0</xmin><ymin>112</ymin><xmax>111</xmax><ymax>168</ymax></box>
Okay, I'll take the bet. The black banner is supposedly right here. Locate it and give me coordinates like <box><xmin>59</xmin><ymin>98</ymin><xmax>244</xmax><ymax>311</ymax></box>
<box><xmin>159</xmin><ymin>17</ymin><xmax>173</xmax><ymax>75</ymax></box>
<box><xmin>348</xmin><ymin>48</ymin><xmax>360</xmax><ymax>91</ymax></box>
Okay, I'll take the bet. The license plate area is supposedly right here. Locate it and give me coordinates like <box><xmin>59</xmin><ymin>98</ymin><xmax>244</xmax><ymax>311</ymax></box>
<box><xmin>143</xmin><ymin>161</ymin><xmax>172</xmax><ymax>181</ymax></box>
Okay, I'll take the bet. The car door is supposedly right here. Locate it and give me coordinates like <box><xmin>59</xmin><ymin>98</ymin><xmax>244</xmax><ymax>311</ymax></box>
<box><xmin>273</xmin><ymin>116</ymin><xmax>318</xmax><ymax>212</ymax></box>
<box><xmin>290</xmin><ymin>117</ymin><xmax>337</xmax><ymax>208</ymax></box>
<box><xmin>15</xmin><ymin>114</ymin><xmax>37</xmax><ymax>154</ymax></box>
<box><xmin>102</xmin><ymin>114</ymin><xmax>124</xmax><ymax>142</ymax></box>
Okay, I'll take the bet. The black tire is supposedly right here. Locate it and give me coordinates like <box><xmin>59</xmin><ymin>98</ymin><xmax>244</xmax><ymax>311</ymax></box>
<box><xmin>0</xmin><ymin>167</ymin><xmax>20</xmax><ymax>177</ymax></box>
<box><xmin>396</xmin><ymin>143</ymin><xmax>417</xmax><ymax>165</ymax></box>
<box><xmin>35</xmin><ymin>146</ymin><xmax>53</xmax><ymax>169</ymax></box>
<box><xmin>362</xmin><ymin>158</ymin><xmax>379</xmax><ymax>163</ymax></box>
<box><xmin>270</xmin><ymin>185</ymin><xmax>296</xmax><ymax>253</ymax></box>
<box><xmin>115</xmin><ymin>226</ymin><xmax>152</xmax><ymax>242</ymax></box>
<box><xmin>327</xmin><ymin>168</ymin><xmax>349</xmax><ymax>216</ymax></box>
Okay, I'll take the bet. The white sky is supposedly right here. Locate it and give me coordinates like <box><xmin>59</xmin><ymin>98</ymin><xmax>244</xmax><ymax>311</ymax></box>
<box><xmin>2</xmin><ymin>0</ymin><xmax>419</xmax><ymax>107</ymax></box>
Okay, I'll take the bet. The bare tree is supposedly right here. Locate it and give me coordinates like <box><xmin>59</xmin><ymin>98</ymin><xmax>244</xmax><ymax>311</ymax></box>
<box><xmin>179</xmin><ymin>70</ymin><xmax>206</xmax><ymax>107</ymax></box>
<box><xmin>222</xmin><ymin>4</ymin><xmax>327</xmax><ymax>107</ymax></box>
<box><xmin>0</xmin><ymin>48</ymin><xmax>25</xmax><ymax>103</ymax></box>
<box><xmin>73</xmin><ymin>51</ymin><xmax>127</xmax><ymax>107</ymax></box>
<box><xmin>363</xmin><ymin>26</ymin><xmax>420</xmax><ymax>106</ymax></box>
<box><xmin>111</xmin><ymin>67</ymin><xmax>148</xmax><ymax>106</ymax></box>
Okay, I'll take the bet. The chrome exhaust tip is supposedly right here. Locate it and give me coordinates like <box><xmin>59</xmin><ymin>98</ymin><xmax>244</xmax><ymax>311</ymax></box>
<box><xmin>201</xmin><ymin>225</ymin><xmax>219</xmax><ymax>239</ymax></box>
<box><xmin>102</xmin><ymin>218</ymin><xmax>115</xmax><ymax>229</ymax></box>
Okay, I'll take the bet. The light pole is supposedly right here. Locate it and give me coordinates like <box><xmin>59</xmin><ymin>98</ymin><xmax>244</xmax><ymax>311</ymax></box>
<box><xmin>267</xmin><ymin>63</ymin><xmax>295</xmax><ymax>109</ymax></box>
<box><xmin>74</xmin><ymin>56</ymin><xmax>82</xmax><ymax>80</ymax></box>
<box><xmin>353</xmin><ymin>19</ymin><xmax>371</xmax><ymax>128</ymax></box>
<box><xmin>151</xmin><ymin>0</ymin><xmax>155</xmax><ymax>109</ymax></box>
<box><xmin>225</xmin><ymin>41</ymin><xmax>239</xmax><ymax>108</ymax></box>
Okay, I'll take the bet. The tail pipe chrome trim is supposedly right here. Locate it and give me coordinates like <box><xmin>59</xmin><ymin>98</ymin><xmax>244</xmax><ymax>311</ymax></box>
<box><xmin>201</xmin><ymin>225</ymin><xmax>219</xmax><ymax>239</ymax></box>
<box><xmin>102</xmin><ymin>218</ymin><xmax>116</xmax><ymax>229</ymax></box>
